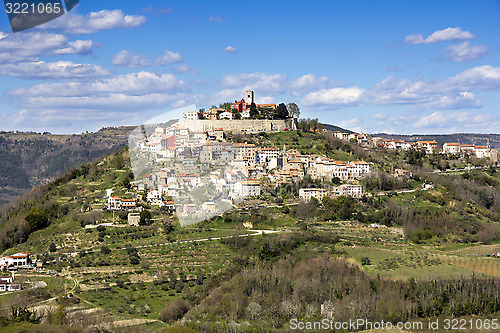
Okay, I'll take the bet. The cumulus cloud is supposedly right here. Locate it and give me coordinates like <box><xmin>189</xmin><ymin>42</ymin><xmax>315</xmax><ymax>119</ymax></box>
<box><xmin>155</xmin><ymin>51</ymin><xmax>184</xmax><ymax>65</ymax></box>
<box><xmin>302</xmin><ymin>65</ymin><xmax>500</xmax><ymax>110</ymax></box>
<box><xmin>40</xmin><ymin>9</ymin><xmax>146</xmax><ymax>34</ymax></box>
<box><xmin>224</xmin><ymin>46</ymin><xmax>237</xmax><ymax>53</ymax></box>
<box><xmin>0</xmin><ymin>32</ymin><xmax>92</xmax><ymax>63</ymax></box>
<box><xmin>446</xmin><ymin>65</ymin><xmax>500</xmax><ymax>91</ymax></box>
<box><xmin>444</xmin><ymin>41</ymin><xmax>489</xmax><ymax>62</ymax></box>
<box><xmin>413</xmin><ymin>111</ymin><xmax>496</xmax><ymax>130</ymax></box>
<box><xmin>112</xmin><ymin>50</ymin><xmax>183</xmax><ymax>68</ymax></box>
<box><xmin>6</xmin><ymin>71</ymin><xmax>191</xmax><ymax>111</ymax></box>
<box><xmin>0</xmin><ymin>61</ymin><xmax>110</xmax><ymax>80</ymax></box>
<box><xmin>404</xmin><ymin>27</ymin><xmax>475</xmax><ymax>44</ymax></box>
<box><xmin>218</xmin><ymin>67</ymin><xmax>500</xmax><ymax>111</ymax></box>
<box><xmin>112</xmin><ymin>50</ymin><xmax>151</xmax><ymax>68</ymax></box>
<box><xmin>302</xmin><ymin>87</ymin><xmax>365</xmax><ymax>107</ymax></box>
<box><xmin>220</xmin><ymin>72</ymin><xmax>332</xmax><ymax>96</ymax></box>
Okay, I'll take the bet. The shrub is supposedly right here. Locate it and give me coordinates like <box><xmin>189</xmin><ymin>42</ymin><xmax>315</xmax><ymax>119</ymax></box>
<box><xmin>48</xmin><ymin>242</ymin><xmax>57</xmax><ymax>253</ymax></box>
<box><xmin>361</xmin><ymin>257</ymin><xmax>371</xmax><ymax>265</ymax></box>
<box><xmin>159</xmin><ymin>299</ymin><xmax>190</xmax><ymax>323</ymax></box>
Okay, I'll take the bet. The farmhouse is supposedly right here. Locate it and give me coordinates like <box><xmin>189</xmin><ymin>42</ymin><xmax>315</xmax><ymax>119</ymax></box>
<box><xmin>0</xmin><ymin>252</ymin><xmax>31</xmax><ymax>268</ymax></box>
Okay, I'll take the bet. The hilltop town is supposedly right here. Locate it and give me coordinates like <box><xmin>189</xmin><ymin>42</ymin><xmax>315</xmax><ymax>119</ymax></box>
<box><xmin>104</xmin><ymin>91</ymin><xmax>496</xmax><ymax>227</ymax></box>
<box><xmin>123</xmin><ymin>92</ymin><xmax>372</xmax><ymax>225</ymax></box>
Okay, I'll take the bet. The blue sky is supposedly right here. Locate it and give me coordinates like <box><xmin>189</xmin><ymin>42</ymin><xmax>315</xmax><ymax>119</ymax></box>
<box><xmin>0</xmin><ymin>0</ymin><xmax>499</xmax><ymax>134</ymax></box>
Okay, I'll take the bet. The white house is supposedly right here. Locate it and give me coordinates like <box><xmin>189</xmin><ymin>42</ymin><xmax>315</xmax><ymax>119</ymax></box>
<box><xmin>336</xmin><ymin>184</ymin><xmax>364</xmax><ymax>198</ymax></box>
<box><xmin>183</xmin><ymin>110</ymin><xmax>199</xmax><ymax>120</ymax></box>
<box><xmin>233</xmin><ymin>181</ymin><xmax>261</xmax><ymax>199</ymax></box>
<box><xmin>460</xmin><ymin>144</ymin><xmax>475</xmax><ymax>155</ymax></box>
<box><xmin>107</xmin><ymin>197</ymin><xmax>137</xmax><ymax>210</ymax></box>
<box><xmin>219</xmin><ymin>111</ymin><xmax>233</xmax><ymax>120</ymax></box>
<box><xmin>443</xmin><ymin>143</ymin><xmax>461</xmax><ymax>155</ymax></box>
<box><xmin>0</xmin><ymin>252</ymin><xmax>30</xmax><ymax>268</ymax></box>
<box><xmin>418</xmin><ymin>141</ymin><xmax>438</xmax><ymax>155</ymax></box>
<box><xmin>256</xmin><ymin>148</ymin><xmax>280</xmax><ymax>164</ymax></box>
<box><xmin>147</xmin><ymin>190</ymin><xmax>162</xmax><ymax>204</ymax></box>
<box><xmin>474</xmin><ymin>146</ymin><xmax>488</xmax><ymax>158</ymax></box>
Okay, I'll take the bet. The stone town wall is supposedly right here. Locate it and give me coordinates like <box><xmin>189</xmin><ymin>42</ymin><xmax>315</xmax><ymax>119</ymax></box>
<box><xmin>177</xmin><ymin>118</ymin><xmax>297</xmax><ymax>133</ymax></box>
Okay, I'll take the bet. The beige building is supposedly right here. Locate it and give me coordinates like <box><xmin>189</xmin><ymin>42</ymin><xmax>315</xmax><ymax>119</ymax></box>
<box><xmin>128</xmin><ymin>212</ymin><xmax>140</xmax><ymax>226</ymax></box>
<box><xmin>299</xmin><ymin>188</ymin><xmax>328</xmax><ymax>201</ymax></box>
<box><xmin>201</xmin><ymin>202</ymin><xmax>217</xmax><ymax>213</ymax></box>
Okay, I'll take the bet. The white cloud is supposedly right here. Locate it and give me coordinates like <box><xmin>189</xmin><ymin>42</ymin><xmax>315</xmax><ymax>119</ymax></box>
<box><xmin>404</xmin><ymin>27</ymin><xmax>475</xmax><ymax>44</ymax></box>
<box><xmin>1</xmin><ymin>69</ymin><xmax>193</xmax><ymax>133</ymax></box>
<box><xmin>447</xmin><ymin>65</ymin><xmax>500</xmax><ymax>91</ymax></box>
<box><xmin>209</xmin><ymin>16</ymin><xmax>226</xmax><ymax>23</ymax></box>
<box><xmin>40</xmin><ymin>9</ymin><xmax>146</xmax><ymax>34</ymax></box>
<box><xmin>417</xmin><ymin>91</ymin><xmax>482</xmax><ymax>110</ymax></box>
<box><xmin>0</xmin><ymin>61</ymin><xmax>110</xmax><ymax>80</ymax></box>
<box><xmin>301</xmin><ymin>65</ymin><xmax>500</xmax><ymax>110</ymax></box>
<box><xmin>0</xmin><ymin>32</ymin><xmax>93</xmax><ymax>63</ymax></box>
<box><xmin>224</xmin><ymin>46</ymin><xmax>237</xmax><ymax>53</ymax></box>
<box><xmin>112</xmin><ymin>50</ymin><xmax>152</xmax><ymax>68</ymax></box>
<box><xmin>173</xmin><ymin>64</ymin><xmax>199</xmax><ymax>75</ymax></box>
<box><xmin>112</xmin><ymin>50</ymin><xmax>183</xmax><ymax>68</ymax></box>
<box><xmin>444</xmin><ymin>41</ymin><xmax>489</xmax><ymax>62</ymax></box>
<box><xmin>220</xmin><ymin>72</ymin><xmax>332</xmax><ymax>96</ymax></box>
<box><xmin>302</xmin><ymin>87</ymin><xmax>365</xmax><ymax>107</ymax></box>
<box><xmin>154</xmin><ymin>50</ymin><xmax>184</xmax><ymax>65</ymax></box>
<box><xmin>53</xmin><ymin>40</ymin><xmax>94</xmax><ymax>55</ymax></box>
<box><xmin>413</xmin><ymin>111</ymin><xmax>495</xmax><ymax>130</ymax></box>
<box><xmin>7</xmin><ymin>71</ymin><xmax>191</xmax><ymax>110</ymax></box>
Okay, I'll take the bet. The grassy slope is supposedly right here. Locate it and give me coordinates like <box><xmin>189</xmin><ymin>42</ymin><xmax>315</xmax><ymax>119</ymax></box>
<box><xmin>0</xmin><ymin>130</ymin><xmax>499</xmax><ymax>332</ymax></box>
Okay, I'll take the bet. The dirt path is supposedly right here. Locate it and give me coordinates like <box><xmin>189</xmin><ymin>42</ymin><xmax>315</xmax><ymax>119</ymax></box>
<box><xmin>113</xmin><ymin>318</ymin><xmax>161</xmax><ymax>327</ymax></box>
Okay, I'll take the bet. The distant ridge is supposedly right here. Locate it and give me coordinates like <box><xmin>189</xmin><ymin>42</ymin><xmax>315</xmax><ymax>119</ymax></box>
<box><xmin>0</xmin><ymin>126</ymin><xmax>134</xmax><ymax>206</ymax></box>
<box><xmin>321</xmin><ymin>123</ymin><xmax>354</xmax><ymax>134</ymax></box>
<box><xmin>373</xmin><ymin>133</ymin><xmax>500</xmax><ymax>149</ymax></box>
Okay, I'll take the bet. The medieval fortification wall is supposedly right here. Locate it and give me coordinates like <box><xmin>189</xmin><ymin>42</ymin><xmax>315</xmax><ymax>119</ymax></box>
<box><xmin>177</xmin><ymin>118</ymin><xmax>297</xmax><ymax>133</ymax></box>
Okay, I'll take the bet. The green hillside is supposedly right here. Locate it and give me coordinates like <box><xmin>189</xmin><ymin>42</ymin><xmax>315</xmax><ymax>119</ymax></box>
<box><xmin>0</xmin><ymin>129</ymin><xmax>499</xmax><ymax>332</ymax></box>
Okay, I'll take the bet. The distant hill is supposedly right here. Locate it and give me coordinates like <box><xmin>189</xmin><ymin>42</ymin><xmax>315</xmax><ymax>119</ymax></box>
<box><xmin>373</xmin><ymin>133</ymin><xmax>500</xmax><ymax>149</ymax></box>
<box><xmin>0</xmin><ymin>126</ymin><xmax>134</xmax><ymax>206</ymax></box>
<box><xmin>321</xmin><ymin>123</ymin><xmax>354</xmax><ymax>134</ymax></box>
